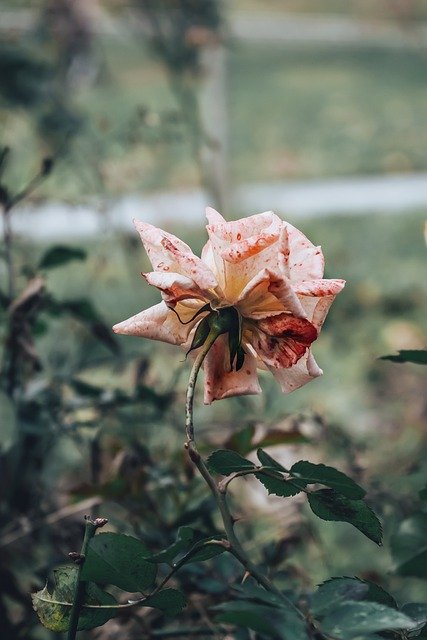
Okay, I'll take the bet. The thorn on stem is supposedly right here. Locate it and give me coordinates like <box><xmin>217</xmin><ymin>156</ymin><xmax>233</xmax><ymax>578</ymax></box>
<box><xmin>241</xmin><ymin>570</ymin><xmax>251</xmax><ymax>584</ymax></box>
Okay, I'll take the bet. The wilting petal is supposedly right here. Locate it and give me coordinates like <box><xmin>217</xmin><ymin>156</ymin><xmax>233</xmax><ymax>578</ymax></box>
<box><xmin>282</xmin><ymin>224</ymin><xmax>325</xmax><ymax>282</ymax></box>
<box><xmin>268</xmin><ymin>351</ymin><xmax>323</xmax><ymax>394</ymax></box>
<box><xmin>113</xmin><ymin>302</ymin><xmax>197</xmax><ymax>345</ymax></box>
<box><xmin>134</xmin><ymin>219</ymin><xmax>218</xmax><ymax>291</ymax></box>
<box><xmin>237</xmin><ymin>269</ymin><xmax>306</xmax><ymax>320</ymax></box>
<box><xmin>143</xmin><ymin>271</ymin><xmax>208</xmax><ymax>306</ymax></box>
<box><xmin>252</xmin><ymin>313</ymin><xmax>318</xmax><ymax>369</ymax></box>
<box><xmin>203</xmin><ymin>334</ymin><xmax>261</xmax><ymax>403</ymax></box>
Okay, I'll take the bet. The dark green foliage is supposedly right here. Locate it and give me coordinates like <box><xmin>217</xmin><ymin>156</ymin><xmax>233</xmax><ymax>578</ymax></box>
<box><xmin>310</xmin><ymin>578</ymin><xmax>369</xmax><ymax>616</ymax></box>
<box><xmin>291</xmin><ymin>460</ymin><xmax>366</xmax><ymax>499</ymax></box>
<box><xmin>391</xmin><ymin>514</ymin><xmax>427</xmax><ymax>578</ymax></box>
<box><xmin>151</xmin><ymin>526</ymin><xmax>225</xmax><ymax>565</ymax></box>
<box><xmin>308</xmin><ymin>489</ymin><xmax>383</xmax><ymax>545</ymax></box>
<box><xmin>379</xmin><ymin>350</ymin><xmax>427</xmax><ymax>364</ymax></box>
<box><xmin>215</xmin><ymin>583</ymin><xmax>308</xmax><ymax>640</ymax></box>
<box><xmin>320</xmin><ymin>601</ymin><xmax>417</xmax><ymax>638</ymax></box>
<box><xmin>401</xmin><ymin>603</ymin><xmax>427</xmax><ymax>633</ymax></box>
<box><xmin>81</xmin><ymin>533</ymin><xmax>157</xmax><ymax>592</ymax></box>
<box><xmin>38</xmin><ymin>245</ymin><xmax>87</xmax><ymax>270</ymax></box>
<box><xmin>311</xmin><ymin>577</ymin><xmax>397</xmax><ymax>617</ymax></box>
<box><xmin>140</xmin><ymin>589</ymin><xmax>187</xmax><ymax>616</ymax></box>
<box><xmin>207</xmin><ymin>449</ymin><xmax>255</xmax><ymax>474</ymax></box>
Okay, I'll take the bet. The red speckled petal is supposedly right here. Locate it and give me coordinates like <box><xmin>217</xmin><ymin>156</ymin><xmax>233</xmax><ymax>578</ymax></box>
<box><xmin>294</xmin><ymin>279</ymin><xmax>346</xmax><ymax>328</ymax></box>
<box><xmin>205</xmin><ymin>209</ymin><xmax>284</xmax><ymax>300</ymax></box>
<box><xmin>134</xmin><ymin>219</ymin><xmax>218</xmax><ymax>290</ymax></box>
<box><xmin>143</xmin><ymin>271</ymin><xmax>208</xmax><ymax>306</ymax></box>
<box><xmin>283</xmin><ymin>223</ymin><xmax>325</xmax><ymax>282</ymax></box>
<box><xmin>268</xmin><ymin>351</ymin><xmax>323</xmax><ymax>394</ymax></box>
<box><xmin>293</xmin><ymin>279</ymin><xmax>345</xmax><ymax>297</ymax></box>
<box><xmin>113</xmin><ymin>302</ymin><xmax>196</xmax><ymax>345</ymax></box>
<box><xmin>252</xmin><ymin>314</ymin><xmax>318</xmax><ymax>369</ymax></box>
<box><xmin>203</xmin><ymin>334</ymin><xmax>261</xmax><ymax>404</ymax></box>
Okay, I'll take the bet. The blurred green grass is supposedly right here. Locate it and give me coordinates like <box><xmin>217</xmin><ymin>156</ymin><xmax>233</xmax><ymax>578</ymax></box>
<box><xmin>3</xmin><ymin>37</ymin><xmax>427</xmax><ymax>198</ymax></box>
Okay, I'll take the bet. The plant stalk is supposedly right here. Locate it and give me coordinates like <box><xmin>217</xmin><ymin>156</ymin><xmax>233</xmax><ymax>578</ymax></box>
<box><xmin>185</xmin><ymin>335</ymin><xmax>297</xmax><ymax>608</ymax></box>
<box><xmin>67</xmin><ymin>518</ymin><xmax>98</xmax><ymax>640</ymax></box>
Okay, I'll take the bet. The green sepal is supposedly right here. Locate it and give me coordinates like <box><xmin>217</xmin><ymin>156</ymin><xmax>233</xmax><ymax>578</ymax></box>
<box><xmin>236</xmin><ymin>345</ymin><xmax>246</xmax><ymax>371</ymax></box>
<box><xmin>186</xmin><ymin>315</ymin><xmax>211</xmax><ymax>356</ymax></box>
<box><xmin>226</xmin><ymin>310</ymin><xmax>243</xmax><ymax>369</ymax></box>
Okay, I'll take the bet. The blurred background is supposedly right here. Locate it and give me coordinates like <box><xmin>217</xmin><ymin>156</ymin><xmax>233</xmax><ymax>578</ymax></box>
<box><xmin>1</xmin><ymin>1</ymin><xmax>427</xmax><ymax>638</ymax></box>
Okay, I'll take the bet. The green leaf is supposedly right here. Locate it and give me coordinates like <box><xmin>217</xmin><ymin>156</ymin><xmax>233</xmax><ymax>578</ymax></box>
<box><xmin>255</xmin><ymin>471</ymin><xmax>306</xmax><ymax>498</ymax></box>
<box><xmin>38</xmin><ymin>245</ymin><xmax>86</xmax><ymax>269</ymax></box>
<box><xmin>81</xmin><ymin>533</ymin><xmax>157</xmax><ymax>592</ymax></box>
<box><xmin>419</xmin><ymin>485</ymin><xmax>427</xmax><ymax>500</ymax></box>
<box><xmin>185</xmin><ymin>539</ymin><xmax>226</xmax><ymax>563</ymax></box>
<box><xmin>291</xmin><ymin>461</ymin><xmax>366</xmax><ymax>499</ymax></box>
<box><xmin>0</xmin><ymin>390</ymin><xmax>17</xmax><ymax>453</ymax></box>
<box><xmin>363</xmin><ymin>581</ymin><xmax>397</xmax><ymax>609</ymax></box>
<box><xmin>311</xmin><ymin>578</ymin><xmax>397</xmax><ymax>617</ymax></box>
<box><xmin>151</xmin><ymin>527</ymin><xmax>224</xmax><ymax>566</ymax></box>
<box><xmin>308</xmin><ymin>489</ymin><xmax>383</xmax><ymax>545</ymax></box>
<box><xmin>311</xmin><ymin>578</ymin><xmax>369</xmax><ymax>616</ymax></box>
<box><xmin>140</xmin><ymin>589</ymin><xmax>186</xmax><ymax>617</ymax></box>
<box><xmin>391</xmin><ymin>514</ymin><xmax>427</xmax><ymax>578</ymax></box>
<box><xmin>207</xmin><ymin>449</ymin><xmax>255</xmax><ymax>475</ymax></box>
<box><xmin>151</xmin><ymin>526</ymin><xmax>197</xmax><ymax>564</ymax></box>
<box><xmin>257</xmin><ymin>448</ymin><xmax>287</xmax><ymax>472</ymax></box>
<box><xmin>320</xmin><ymin>601</ymin><xmax>417</xmax><ymax>639</ymax></box>
<box><xmin>379</xmin><ymin>349</ymin><xmax>427</xmax><ymax>364</ymax></box>
<box><xmin>255</xmin><ymin>450</ymin><xmax>306</xmax><ymax>497</ymax></box>
<box><xmin>233</xmin><ymin>582</ymin><xmax>293</xmax><ymax>608</ymax></box>
<box><xmin>32</xmin><ymin>565</ymin><xmax>117</xmax><ymax>632</ymax></box>
<box><xmin>401</xmin><ymin>603</ymin><xmax>427</xmax><ymax>632</ymax></box>
<box><xmin>215</xmin><ymin>600</ymin><xmax>308</xmax><ymax>640</ymax></box>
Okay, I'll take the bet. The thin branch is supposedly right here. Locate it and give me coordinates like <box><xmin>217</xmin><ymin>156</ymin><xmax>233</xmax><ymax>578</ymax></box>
<box><xmin>184</xmin><ymin>339</ymin><xmax>305</xmax><ymax>618</ymax></box>
<box><xmin>67</xmin><ymin>517</ymin><xmax>107</xmax><ymax>640</ymax></box>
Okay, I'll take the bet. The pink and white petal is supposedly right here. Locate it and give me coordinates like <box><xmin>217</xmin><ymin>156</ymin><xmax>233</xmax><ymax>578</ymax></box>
<box><xmin>113</xmin><ymin>302</ymin><xmax>196</xmax><ymax>346</ymax></box>
<box><xmin>295</xmin><ymin>280</ymin><xmax>345</xmax><ymax>328</ymax></box>
<box><xmin>206</xmin><ymin>207</ymin><xmax>281</xmax><ymax>244</ymax></box>
<box><xmin>268</xmin><ymin>351</ymin><xmax>323</xmax><ymax>394</ymax></box>
<box><xmin>205</xmin><ymin>210</ymin><xmax>288</xmax><ymax>301</ymax></box>
<box><xmin>203</xmin><ymin>334</ymin><xmax>262</xmax><ymax>404</ymax></box>
<box><xmin>201</xmin><ymin>239</ymin><xmax>227</xmax><ymax>300</ymax></box>
<box><xmin>284</xmin><ymin>222</ymin><xmax>325</xmax><ymax>282</ymax></box>
<box><xmin>237</xmin><ymin>269</ymin><xmax>306</xmax><ymax>320</ymax></box>
<box><xmin>311</xmin><ymin>295</ymin><xmax>342</xmax><ymax>330</ymax></box>
<box><xmin>293</xmin><ymin>279</ymin><xmax>345</xmax><ymax>297</ymax></box>
<box><xmin>134</xmin><ymin>219</ymin><xmax>218</xmax><ymax>291</ymax></box>
<box><xmin>205</xmin><ymin>214</ymin><xmax>284</xmax><ymax>302</ymax></box>
<box><xmin>143</xmin><ymin>271</ymin><xmax>208</xmax><ymax>306</ymax></box>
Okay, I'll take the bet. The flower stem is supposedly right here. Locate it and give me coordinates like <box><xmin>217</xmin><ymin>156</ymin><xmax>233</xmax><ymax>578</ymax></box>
<box><xmin>185</xmin><ymin>338</ymin><xmax>298</xmax><ymax>608</ymax></box>
<box><xmin>185</xmin><ymin>330</ymin><xmax>218</xmax><ymax>443</ymax></box>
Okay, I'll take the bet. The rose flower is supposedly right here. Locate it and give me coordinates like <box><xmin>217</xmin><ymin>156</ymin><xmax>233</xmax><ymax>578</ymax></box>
<box><xmin>113</xmin><ymin>208</ymin><xmax>345</xmax><ymax>403</ymax></box>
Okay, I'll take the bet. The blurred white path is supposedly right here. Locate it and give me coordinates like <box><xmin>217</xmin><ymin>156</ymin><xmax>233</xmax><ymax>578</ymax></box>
<box><xmin>13</xmin><ymin>172</ymin><xmax>427</xmax><ymax>239</ymax></box>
